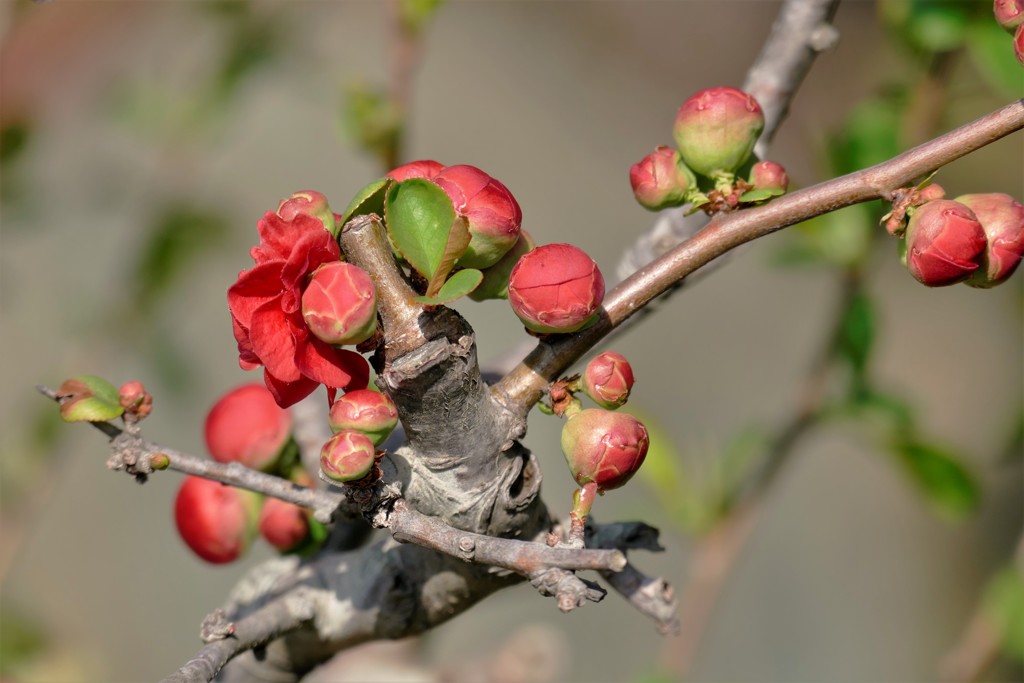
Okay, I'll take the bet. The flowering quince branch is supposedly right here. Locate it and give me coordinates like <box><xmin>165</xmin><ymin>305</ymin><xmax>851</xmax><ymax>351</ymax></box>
<box><xmin>494</xmin><ymin>98</ymin><xmax>1024</xmax><ymax>414</ymax></box>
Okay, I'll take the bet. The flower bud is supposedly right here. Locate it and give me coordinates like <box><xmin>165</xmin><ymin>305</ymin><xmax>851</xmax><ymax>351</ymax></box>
<box><xmin>118</xmin><ymin>381</ymin><xmax>153</xmax><ymax>418</ymax></box>
<box><xmin>258</xmin><ymin>497</ymin><xmax>311</xmax><ymax>554</ymax></box>
<box><xmin>956</xmin><ymin>193</ymin><xmax>1024</xmax><ymax>288</ymax></box>
<box><xmin>277</xmin><ymin>191</ymin><xmax>335</xmax><ymax>234</ymax></box>
<box><xmin>386</xmin><ymin>159</ymin><xmax>444</xmax><ymax>182</ymax></box>
<box><xmin>204</xmin><ymin>384</ymin><xmax>293</xmax><ymax>471</ymax></box>
<box><xmin>1015</xmin><ymin>24</ymin><xmax>1024</xmax><ymax>65</ymax></box>
<box><xmin>174</xmin><ymin>476</ymin><xmax>262</xmax><ymax>564</ymax></box>
<box><xmin>507</xmin><ymin>243</ymin><xmax>605</xmax><ymax>334</ymax></box>
<box><xmin>468</xmin><ymin>231</ymin><xmax>535</xmax><ymax>301</ymax></box>
<box><xmin>995</xmin><ymin>0</ymin><xmax>1024</xmax><ymax>32</ymax></box>
<box><xmin>748</xmin><ymin>160</ymin><xmax>789</xmax><ymax>193</ymax></box>
<box><xmin>301</xmin><ymin>261</ymin><xmax>378</xmax><ymax>346</ymax></box>
<box><xmin>329</xmin><ymin>389</ymin><xmax>399</xmax><ymax>445</ymax></box>
<box><xmin>320</xmin><ymin>430</ymin><xmax>376</xmax><ymax>483</ymax></box>
<box><xmin>432</xmin><ymin>164</ymin><xmax>523</xmax><ymax>269</ymax></box>
<box><xmin>560</xmin><ymin>409</ymin><xmax>649</xmax><ymax>493</ymax></box>
<box><xmin>904</xmin><ymin>200</ymin><xmax>987</xmax><ymax>287</ymax></box>
<box><xmin>629</xmin><ymin>146</ymin><xmax>695</xmax><ymax>211</ymax></box>
<box><xmin>673</xmin><ymin>87</ymin><xmax>764</xmax><ymax>177</ymax></box>
<box><xmin>582</xmin><ymin>352</ymin><xmax>635</xmax><ymax>409</ymax></box>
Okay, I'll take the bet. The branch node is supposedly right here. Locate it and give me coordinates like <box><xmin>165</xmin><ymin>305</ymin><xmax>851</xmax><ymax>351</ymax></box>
<box><xmin>457</xmin><ymin>536</ymin><xmax>476</xmax><ymax>561</ymax></box>
<box><xmin>199</xmin><ymin>609</ymin><xmax>236</xmax><ymax>643</ymax></box>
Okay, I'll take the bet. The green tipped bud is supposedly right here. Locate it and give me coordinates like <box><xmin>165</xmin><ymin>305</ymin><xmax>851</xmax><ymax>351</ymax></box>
<box><xmin>320</xmin><ymin>430</ymin><xmax>377</xmax><ymax>483</ymax></box>
<box><xmin>673</xmin><ymin>87</ymin><xmax>764</xmax><ymax>177</ymax></box>
<box><xmin>328</xmin><ymin>389</ymin><xmax>399</xmax><ymax>446</ymax></box>
<box><xmin>560</xmin><ymin>409</ymin><xmax>649</xmax><ymax>493</ymax></box>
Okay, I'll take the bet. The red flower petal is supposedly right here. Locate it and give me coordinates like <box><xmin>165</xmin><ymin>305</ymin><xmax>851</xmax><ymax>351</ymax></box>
<box><xmin>249</xmin><ymin>302</ymin><xmax>303</xmax><ymax>382</ymax></box>
<box><xmin>231</xmin><ymin>313</ymin><xmax>261</xmax><ymax>371</ymax></box>
<box><xmin>263</xmin><ymin>370</ymin><xmax>319</xmax><ymax>408</ymax></box>
<box><xmin>281</xmin><ymin>228</ymin><xmax>341</xmax><ymax>292</ymax></box>
<box><xmin>252</xmin><ymin>212</ymin><xmax>308</xmax><ymax>264</ymax></box>
<box><xmin>295</xmin><ymin>332</ymin><xmax>370</xmax><ymax>391</ymax></box>
<box><xmin>228</xmin><ymin>262</ymin><xmax>286</xmax><ymax>328</ymax></box>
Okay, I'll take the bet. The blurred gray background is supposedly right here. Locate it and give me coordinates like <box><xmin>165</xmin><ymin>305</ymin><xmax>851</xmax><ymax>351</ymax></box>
<box><xmin>1</xmin><ymin>1</ymin><xmax>1021</xmax><ymax>682</ymax></box>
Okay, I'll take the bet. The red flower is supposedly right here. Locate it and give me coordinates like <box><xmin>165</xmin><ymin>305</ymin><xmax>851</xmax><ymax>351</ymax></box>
<box><xmin>229</xmin><ymin>212</ymin><xmax>370</xmax><ymax>407</ymax></box>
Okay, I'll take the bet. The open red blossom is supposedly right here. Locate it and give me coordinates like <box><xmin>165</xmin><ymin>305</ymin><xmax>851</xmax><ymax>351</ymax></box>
<box><xmin>229</xmin><ymin>211</ymin><xmax>370</xmax><ymax>407</ymax></box>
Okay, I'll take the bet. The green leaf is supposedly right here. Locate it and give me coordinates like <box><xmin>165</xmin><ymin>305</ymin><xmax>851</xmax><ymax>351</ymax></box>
<box><xmin>384</xmin><ymin>179</ymin><xmax>468</xmax><ymax>290</ymax></box>
<box><xmin>57</xmin><ymin>375</ymin><xmax>124</xmax><ymax>423</ymax></box>
<box><xmin>889</xmin><ymin>438</ymin><xmax>980</xmax><ymax>521</ymax></box>
<box><xmin>831</xmin><ymin>95</ymin><xmax>904</xmax><ymax>173</ymax></box>
<box><xmin>983</xmin><ymin>568</ymin><xmax>1024</xmax><ymax>662</ymax></box>
<box><xmin>774</xmin><ymin>205</ymin><xmax>875</xmax><ymax>269</ymax></box>
<box><xmin>399</xmin><ymin>0</ymin><xmax>444</xmax><ymax>34</ymax></box>
<box><xmin>134</xmin><ymin>204</ymin><xmax>228</xmax><ymax>310</ymax></box>
<box><xmin>339</xmin><ymin>177</ymin><xmax>391</xmax><ymax>227</ymax></box>
<box><xmin>414</xmin><ymin>268</ymin><xmax>483</xmax><ymax>305</ymax></box>
<box><xmin>738</xmin><ymin>188</ymin><xmax>784</xmax><ymax>203</ymax></box>
<box><xmin>965</xmin><ymin>19</ymin><xmax>1024</xmax><ymax>100</ymax></box>
<box><xmin>837</xmin><ymin>290</ymin><xmax>875</xmax><ymax>388</ymax></box>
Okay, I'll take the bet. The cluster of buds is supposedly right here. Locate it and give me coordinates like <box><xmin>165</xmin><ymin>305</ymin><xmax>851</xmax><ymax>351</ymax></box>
<box><xmin>320</xmin><ymin>389</ymin><xmax>399</xmax><ymax>486</ymax></box>
<box><xmin>175</xmin><ymin>383</ymin><xmax>326</xmax><ymax>564</ymax></box>
<box><xmin>994</xmin><ymin>0</ymin><xmax>1024</xmax><ymax>64</ymax></box>
<box><xmin>889</xmin><ymin>188</ymin><xmax>1024</xmax><ymax>288</ymax></box>
<box><xmin>630</xmin><ymin>87</ymin><xmax>788</xmax><ymax>216</ymax></box>
<box><xmin>545</xmin><ymin>352</ymin><xmax>649</xmax><ymax>546</ymax></box>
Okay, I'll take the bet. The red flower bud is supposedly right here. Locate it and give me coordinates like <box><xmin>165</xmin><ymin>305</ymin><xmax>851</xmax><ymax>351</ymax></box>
<box><xmin>432</xmin><ymin>164</ymin><xmax>523</xmax><ymax>269</ymax></box>
<box><xmin>995</xmin><ymin>0</ymin><xmax>1024</xmax><ymax>32</ymax></box>
<box><xmin>320</xmin><ymin>430</ymin><xmax>376</xmax><ymax>483</ymax></box>
<box><xmin>204</xmin><ymin>384</ymin><xmax>293</xmax><ymax>471</ymax></box>
<box><xmin>673</xmin><ymin>87</ymin><xmax>764</xmax><ymax>177</ymax></box>
<box><xmin>748</xmin><ymin>160</ymin><xmax>789</xmax><ymax>193</ymax></box>
<box><xmin>174</xmin><ymin>476</ymin><xmax>262</xmax><ymax>564</ymax></box>
<box><xmin>956</xmin><ymin>193</ymin><xmax>1024</xmax><ymax>288</ymax></box>
<box><xmin>258</xmin><ymin>497</ymin><xmax>311</xmax><ymax>554</ymax></box>
<box><xmin>629</xmin><ymin>146</ymin><xmax>695</xmax><ymax>211</ymax></box>
<box><xmin>277</xmin><ymin>190</ymin><xmax>335</xmax><ymax>234</ymax></box>
<box><xmin>328</xmin><ymin>389</ymin><xmax>399</xmax><ymax>446</ymax></box>
<box><xmin>507</xmin><ymin>243</ymin><xmax>605</xmax><ymax>333</ymax></box>
<box><xmin>386</xmin><ymin>159</ymin><xmax>444</xmax><ymax>182</ymax></box>
<box><xmin>582</xmin><ymin>352</ymin><xmax>635</xmax><ymax>409</ymax></box>
<box><xmin>904</xmin><ymin>200</ymin><xmax>987</xmax><ymax>287</ymax></box>
<box><xmin>301</xmin><ymin>262</ymin><xmax>378</xmax><ymax>346</ymax></box>
<box><xmin>560</xmin><ymin>409</ymin><xmax>649</xmax><ymax>493</ymax></box>
<box><xmin>1015</xmin><ymin>24</ymin><xmax>1024</xmax><ymax>64</ymax></box>
<box><xmin>118</xmin><ymin>380</ymin><xmax>153</xmax><ymax>418</ymax></box>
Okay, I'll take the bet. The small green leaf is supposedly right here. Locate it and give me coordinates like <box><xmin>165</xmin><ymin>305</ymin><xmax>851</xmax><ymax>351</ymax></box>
<box><xmin>965</xmin><ymin>18</ymin><xmax>1024</xmax><ymax>100</ymax></box>
<box><xmin>983</xmin><ymin>568</ymin><xmax>1024</xmax><ymax>662</ymax></box>
<box><xmin>837</xmin><ymin>290</ymin><xmax>875</xmax><ymax>388</ymax></box>
<box><xmin>384</xmin><ymin>179</ymin><xmax>467</xmax><ymax>288</ymax></box>
<box><xmin>414</xmin><ymin>268</ymin><xmax>482</xmax><ymax>305</ymax></box>
<box><xmin>889</xmin><ymin>437</ymin><xmax>980</xmax><ymax>521</ymax></box>
<box><xmin>339</xmin><ymin>177</ymin><xmax>391</xmax><ymax>227</ymax></box>
<box><xmin>738</xmin><ymin>188</ymin><xmax>783</xmax><ymax>203</ymax></box>
<box><xmin>57</xmin><ymin>375</ymin><xmax>124</xmax><ymax>423</ymax></box>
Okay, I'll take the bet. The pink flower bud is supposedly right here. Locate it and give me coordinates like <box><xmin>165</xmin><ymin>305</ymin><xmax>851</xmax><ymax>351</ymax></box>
<box><xmin>301</xmin><ymin>261</ymin><xmax>378</xmax><ymax>346</ymax></box>
<box><xmin>904</xmin><ymin>200</ymin><xmax>988</xmax><ymax>287</ymax></box>
<box><xmin>582</xmin><ymin>352</ymin><xmax>635</xmax><ymax>409</ymax></box>
<box><xmin>204</xmin><ymin>384</ymin><xmax>293</xmax><ymax>471</ymax></box>
<box><xmin>560</xmin><ymin>409</ymin><xmax>649</xmax><ymax>493</ymax></box>
<box><xmin>277</xmin><ymin>190</ymin><xmax>335</xmax><ymax>234</ymax></box>
<box><xmin>468</xmin><ymin>231</ymin><xmax>536</xmax><ymax>301</ymax></box>
<box><xmin>432</xmin><ymin>164</ymin><xmax>523</xmax><ymax>269</ymax></box>
<box><xmin>748</xmin><ymin>160</ymin><xmax>789</xmax><ymax>193</ymax></box>
<box><xmin>995</xmin><ymin>0</ymin><xmax>1024</xmax><ymax>32</ymax></box>
<box><xmin>320</xmin><ymin>430</ymin><xmax>376</xmax><ymax>483</ymax></box>
<box><xmin>328</xmin><ymin>389</ymin><xmax>399</xmax><ymax>445</ymax></box>
<box><xmin>956</xmin><ymin>193</ymin><xmax>1024</xmax><ymax>288</ymax></box>
<box><xmin>174</xmin><ymin>476</ymin><xmax>262</xmax><ymax>564</ymax></box>
<box><xmin>507</xmin><ymin>243</ymin><xmax>605</xmax><ymax>334</ymax></box>
<box><xmin>673</xmin><ymin>87</ymin><xmax>764</xmax><ymax>177</ymax></box>
<box><xmin>118</xmin><ymin>380</ymin><xmax>153</xmax><ymax>418</ymax></box>
<box><xmin>629</xmin><ymin>146</ymin><xmax>695</xmax><ymax>211</ymax></box>
<box><xmin>259</xmin><ymin>497</ymin><xmax>311</xmax><ymax>554</ymax></box>
<box><xmin>1015</xmin><ymin>24</ymin><xmax>1024</xmax><ymax>64</ymax></box>
<box><xmin>386</xmin><ymin>159</ymin><xmax>444</xmax><ymax>182</ymax></box>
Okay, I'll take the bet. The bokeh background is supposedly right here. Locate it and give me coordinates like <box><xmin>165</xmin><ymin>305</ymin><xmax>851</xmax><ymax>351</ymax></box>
<box><xmin>1</xmin><ymin>1</ymin><xmax>1021</xmax><ymax>682</ymax></box>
